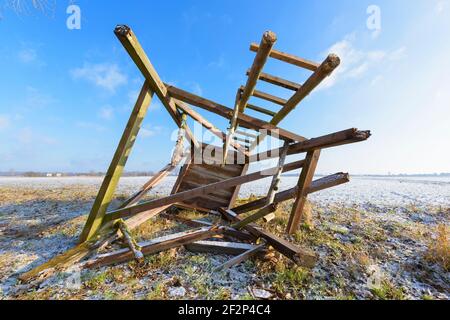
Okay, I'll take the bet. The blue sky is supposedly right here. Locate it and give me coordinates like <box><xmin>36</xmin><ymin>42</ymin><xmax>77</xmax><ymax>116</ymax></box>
<box><xmin>0</xmin><ymin>0</ymin><xmax>449</xmax><ymax>174</ymax></box>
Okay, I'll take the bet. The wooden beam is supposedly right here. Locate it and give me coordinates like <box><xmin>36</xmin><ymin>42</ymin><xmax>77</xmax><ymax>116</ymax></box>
<box><xmin>247</xmin><ymin>70</ymin><xmax>301</xmax><ymax>91</ymax></box>
<box><xmin>246</xmin><ymin>104</ymin><xmax>276</xmax><ymax>117</ymax></box>
<box><xmin>287</xmin><ymin>150</ymin><xmax>321</xmax><ymax>234</ymax></box>
<box><xmin>231</xmin><ymin>203</ymin><xmax>278</xmax><ymax>230</ymax></box>
<box><xmin>233</xmin><ymin>173</ymin><xmax>350</xmax><ymax>214</ymax></box>
<box><xmin>236</xmin><ymin>130</ymin><xmax>258</xmax><ymax>139</ymax></box>
<box><xmin>79</xmin><ymin>81</ymin><xmax>154</xmax><ymax>243</ymax></box>
<box><xmin>271</xmin><ymin>54</ymin><xmax>340</xmax><ymax>125</ymax></box>
<box><xmin>185</xmin><ymin>241</ymin><xmax>259</xmax><ymax>256</ymax></box>
<box><xmin>114</xmin><ymin>25</ymin><xmax>199</xmax><ymax>148</ymax></box>
<box><xmin>243</xmin><ymin>87</ymin><xmax>287</xmax><ymax>106</ymax></box>
<box><xmin>249</xmin><ymin>129</ymin><xmax>371</xmax><ymax>163</ymax></box>
<box><xmin>103</xmin><ymin>160</ymin><xmax>305</xmax><ymax>222</ymax></box>
<box><xmin>215</xmin><ymin>242</ymin><xmax>266</xmax><ymax>271</ymax></box>
<box><xmin>166</xmin><ymin>85</ymin><xmax>307</xmax><ymax>143</ymax></box>
<box><xmin>84</xmin><ymin>226</ymin><xmax>224</xmax><ymax>269</ymax></box>
<box><xmin>219</xmin><ymin>209</ymin><xmax>316</xmax><ymax>268</ymax></box>
<box><xmin>173</xmin><ymin>99</ymin><xmax>248</xmax><ymax>156</ymax></box>
<box><xmin>239</xmin><ymin>31</ymin><xmax>277</xmax><ymax>113</ymax></box>
<box><xmin>250</xmin><ymin>43</ymin><xmax>320</xmax><ymax>71</ymax></box>
<box><xmin>119</xmin><ymin>161</ymin><xmax>181</xmax><ymax>209</ymax></box>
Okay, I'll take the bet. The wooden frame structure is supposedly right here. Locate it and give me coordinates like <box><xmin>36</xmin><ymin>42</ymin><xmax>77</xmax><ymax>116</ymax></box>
<box><xmin>20</xmin><ymin>25</ymin><xmax>371</xmax><ymax>282</ymax></box>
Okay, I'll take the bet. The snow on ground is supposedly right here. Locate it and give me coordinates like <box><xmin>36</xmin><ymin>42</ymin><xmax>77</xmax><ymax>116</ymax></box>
<box><xmin>1</xmin><ymin>175</ymin><xmax>449</xmax><ymax>208</ymax></box>
<box><xmin>0</xmin><ymin>176</ymin><xmax>448</xmax><ymax>300</ymax></box>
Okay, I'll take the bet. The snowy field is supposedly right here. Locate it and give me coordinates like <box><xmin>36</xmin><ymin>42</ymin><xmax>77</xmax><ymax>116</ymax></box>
<box><xmin>1</xmin><ymin>175</ymin><xmax>449</xmax><ymax>208</ymax></box>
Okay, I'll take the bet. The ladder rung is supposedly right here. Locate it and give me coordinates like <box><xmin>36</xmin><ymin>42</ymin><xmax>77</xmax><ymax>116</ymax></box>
<box><xmin>236</xmin><ymin>130</ymin><xmax>258</xmax><ymax>139</ymax></box>
<box><xmin>250</xmin><ymin>43</ymin><xmax>320</xmax><ymax>72</ymax></box>
<box><xmin>247</xmin><ymin>70</ymin><xmax>302</xmax><ymax>91</ymax></box>
<box><xmin>239</xmin><ymin>86</ymin><xmax>287</xmax><ymax>106</ymax></box>
<box><xmin>246</xmin><ymin>104</ymin><xmax>277</xmax><ymax>117</ymax></box>
<box><xmin>233</xmin><ymin>136</ymin><xmax>252</xmax><ymax>144</ymax></box>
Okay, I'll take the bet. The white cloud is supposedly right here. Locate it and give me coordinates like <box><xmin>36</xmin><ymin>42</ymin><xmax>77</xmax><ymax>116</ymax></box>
<box><xmin>18</xmin><ymin>48</ymin><xmax>37</xmax><ymax>63</ymax></box>
<box><xmin>436</xmin><ymin>1</ymin><xmax>448</xmax><ymax>14</ymax></box>
<box><xmin>189</xmin><ymin>82</ymin><xmax>203</xmax><ymax>96</ymax></box>
<box><xmin>76</xmin><ymin>121</ymin><xmax>106</xmax><ymax>132</ymax></box>
<box><xmin>0</xmin><ymin>115</ymin><xmax>10</xmax><ymax>130</ymax></box>
<box><xmin>99</xmin><ymin>106</ymin><xmax>114</xmax><ymax>120</ymax></box>
<box><xmin>140</xmin><ymin>126</ymin><xmax>163</xmax><ymax>138</ymax></box>
<box><xmin>320</xmin><ymin>34</ymin><xmax>407</xmax><ymax>89</ymax></box>
<box><xmin>70</xmin><ymin>63</ymin><xmax>128</xmax><ymax>93</ymax></box>
<box><xmin>17</xmin><ymin>127</ymin><xmax>57</xmax><ymax>145</ymax></box>
<box><xmin>24</xmin><ymin>86</ymin><xmax>57</xmax><ymax>108</ymax></box>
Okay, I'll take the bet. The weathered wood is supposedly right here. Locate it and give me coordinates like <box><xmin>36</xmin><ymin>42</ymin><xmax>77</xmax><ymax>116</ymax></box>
<box><xmin>247</xmin><ymin>70</ymin><xmax>302</xmax><ymax>91</ymax></box>
<box><xmin>249</xmin><ymin>129</ymin><xmax>371</xmax><ymax>163</ymax></box>
<box><xmin>20</xmin><ymin>205</ymin><xmax>172</xmax><ymax>282</ymax></box>
<box><xmin>171</xmin><ymin>153</ymin><xmax>193</xmax><ymax>195</ymax></box>
<box><xmin>239</xmin><ymin>31</ymin><xmax>277</xmax><ymax>113</ymax></box>
<box><xmin>271</xmin><ymin>54</ymin><xmax>340</xmax><ymax>125</ymax></box>
<box><xmin>231</xmin><ymin>203</ymin><xmax>278</xmax><ymax>230</ymax></box>
<box><xmin>84</xmin><ymin>226</ymin><xmax>224</xmax><ymax>269</ymax></box>
<box><xmin>166</xmin><ymin>85</ymin><xmax>307</xmax><ymax>143</ymax></box>
<box><xmin>79</xmin><ymin>81</ymin><xmax>154</xmax><ymax>243</ymax></box>
<box><xmin>114</xmin><ymin>25</ymin><xmax>199</xmax><ymax>148</ymax></box>
<box><xmin>233</xmin><ymin>173</ymin><xmax>350</xmax><ymax>214</ymax></box>
<box><xmin>246</xmin><ymin>104</ymin><xmax>276</xmax><ymax>117</ymax></box>
<box><xmin>233</xmin><ymin>136</ymin><xmax>252</xmax><ymax>144</ymax></box>
<box><xmin>223</xmin><ymin>89</ymin><xmax>244</xmax><ymax>164</ymax></box>
<box><xmin>117</xmin><ymin>220</ymin><xmax>144</xmax><ymax>261</ymax></box>
<box><xmin>250</xmin><ymin>43</ymin><xmax>319</xmax><ymax>71</ymax></box>
<box><xmin>215</xmin><ymin>242</ymin><xmax>266</xmax><ymax>271</ymax></box>
<box><xmin>173</xmin><ymin>99</ymin><xmax>248</xmax><ymax>156</ymax></box>
<box><xmin>104</xmin><ymin>160</ymin><xmax>305</xmax><ymax>222</ymax></box>
<box><xmin>266</xmin><ymin>141</ymin><xmax>289</xmax><ymax>205</ymax></box>
<box><xmin>243</xmin><ymin>87</ymin><xmax>287</xmax><ymax>106</ymax></box>
<box><xmin>236</xmin><ymin>130</ymin><xmax>258</xmax><ymax>139</ymax></box>
<box><xmin>219</xmin><ymin>209</ymin><xmax>316</xmax><ymax>268</ymax></box>
<box><xmin>287</xmin><ymin>150</ymin><xmax>321</xmax><ymax>234</ymax></box>
<box><xmin>185</xmin><ymin>241</ymin><xmax>259</xmax><ymax>256</ymax></box>
<box><xmin>228</xmin><ymin>164</ymin><xmax>250</xmax><ymax>209</ymax></box>
<box><xmin>119</xmin><ymin>161</ymin><xmax>181</xmax><ymax>209</ymax></box>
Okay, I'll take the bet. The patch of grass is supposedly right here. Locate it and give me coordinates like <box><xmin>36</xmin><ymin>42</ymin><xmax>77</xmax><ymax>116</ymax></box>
<box><xmin>213</xmin><ymin>287</ymin><xmax>232</xmax><ymax>300</ymax></box>
<box><xmin>425</xmin><ymin>224</ymin><xmax>450</xmax><ymax>271</ymax></box>
<box><xmin>273</xmin><ymin>263</ymin><xmax>311</xmax><ymax>296</ymax></box>
<box><xmin>371</xmin><ymin>280</ymin><xmax>405</xmax><ymax>300</ymax></box>
<box><xmin>146</xmin><ymin>282</ymin><xmax>167</xmax><ymax>300</ymax></box>
<box><xmin>82</xmin><ymin>271</ymin><xmax>108</xmax><ymax>290</ymax></box>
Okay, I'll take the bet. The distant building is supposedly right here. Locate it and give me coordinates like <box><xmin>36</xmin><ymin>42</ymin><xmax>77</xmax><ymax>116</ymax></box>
<box><xmin>46</xmin><ymin>173</ymin><xmax>53</xmax><ymax>177</ymax></box>
<box><xmin>56</xmin><ymin>173</ymin><xmax>62</xmax><ymax>177</ymax></box>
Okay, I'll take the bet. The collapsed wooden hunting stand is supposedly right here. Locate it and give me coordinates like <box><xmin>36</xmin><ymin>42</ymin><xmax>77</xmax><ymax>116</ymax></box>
<box><xmin>20</xmin><ymin>25</ymin><xmax>371</xmax><ymax>281</ymax></box>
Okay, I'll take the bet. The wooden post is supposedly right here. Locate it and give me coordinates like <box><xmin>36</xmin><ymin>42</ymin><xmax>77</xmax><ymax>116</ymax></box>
<box><xmin>79</xmin><ymin>81</ymin><xmax>154</xmax><ymax>243</ymax></box>
<box><xmin>239</xmin><ymin>31</ymin><xmax>277</xmax><ymax>112</ymax></box>
<box><xmin>114</xmin><ymin>25</ymin><xmax>199</xmax><ymax>148</ymax></box>
<box><xmin>286</xmin><ymin>150</ymin><xmax>321</xmax><ymax>234</ymax></box>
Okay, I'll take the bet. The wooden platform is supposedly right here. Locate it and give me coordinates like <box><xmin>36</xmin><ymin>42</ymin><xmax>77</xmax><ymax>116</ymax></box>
<box><xmin>177</xmin><ymin>163</ymin><xmax>245</xmax><ymax>210</ymax></box>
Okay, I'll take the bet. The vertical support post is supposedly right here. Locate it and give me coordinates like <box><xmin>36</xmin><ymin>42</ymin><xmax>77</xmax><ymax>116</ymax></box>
<box><xmin>286</xmin><ymin>149</ymin><xmax>321</xmax><ymax>235</ymax></box>
<box><xmin>79</xmin><ymin>81</ymin><xmax>154</xmax><ymax>243</ymax></box>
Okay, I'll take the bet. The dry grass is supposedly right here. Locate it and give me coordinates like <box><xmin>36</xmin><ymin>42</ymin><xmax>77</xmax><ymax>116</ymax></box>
<box><xmin>425</xmin><ymin>224</ymin><xmax>450</xmax><ymax>271</ymax></box>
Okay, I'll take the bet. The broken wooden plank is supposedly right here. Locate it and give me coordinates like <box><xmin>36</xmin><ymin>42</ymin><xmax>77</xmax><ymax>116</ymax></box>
<box><xmin>103</xmin><ymin>160</ymin><xmax>305</xmax><ymax>222</ymax></box>
<box><xmin>219</xmin><ymin>209</ymin><xmax>317</xmax><ymax>268</ymax></box>
<box><xmin>247</xmin><ymin>70</ymin><xmax>302</xmax><ymax>91</ymax></box>
<box><xmin>116</xmin><ymin>220</ymin><xmax>144</xmax><ymax>261</ymax></box>
<box><xmin>249</xmin><ymin>129</ymin><xmax>371</xmax><ymax>163</ymax></box>
<box><xmin>287</xmin><ymin>150</ymin><xmax>321</xmax><ymax>234</ymax></box>
<box><xmin>250</xmin><ymin>43</ymin><xmax>320</xmax><ymax>71</ymax></box>
<box><xmin>84</xmin><ymin>226</ymin><xmax>224</xmax><ymax>269</ymax></box>
<box><xmin>79</xmin><ymin>81</ymin><xmax>154</xmax><ymax>243</ymax></box>
<box><xmin>271</xmin><ymin>54</ymin><xmax>340</xmax><ymax>125</ymax></box>
<box><xmin>233</xmin><ymin>173</ymin><xmax>350</xmax><ymax>214</ymax></box>
<box><xmin>236</xmin><ymin>130</ymin><xmax>258</xmax><ymax>139</ymax></box>
<box><xmin>239</xmin><ymin>31</ymin><xmax>277</xmax><ymax>113</ymax></box>
<box><xmin>185</xmin><ymin>241</ymin><xmax>259</xmax><ymax>256</ymax></box>
<box><xmin>215</xmin><ymin>242</ymin><xmax>267</xmax><ymax>271</ymax></box>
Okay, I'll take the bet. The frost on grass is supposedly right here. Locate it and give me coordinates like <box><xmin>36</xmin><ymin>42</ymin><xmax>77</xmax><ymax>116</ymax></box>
<box><xmin>0</xmin><ymin>176</ymin><xmax>449</xmax><ymax>300</ymax></box>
